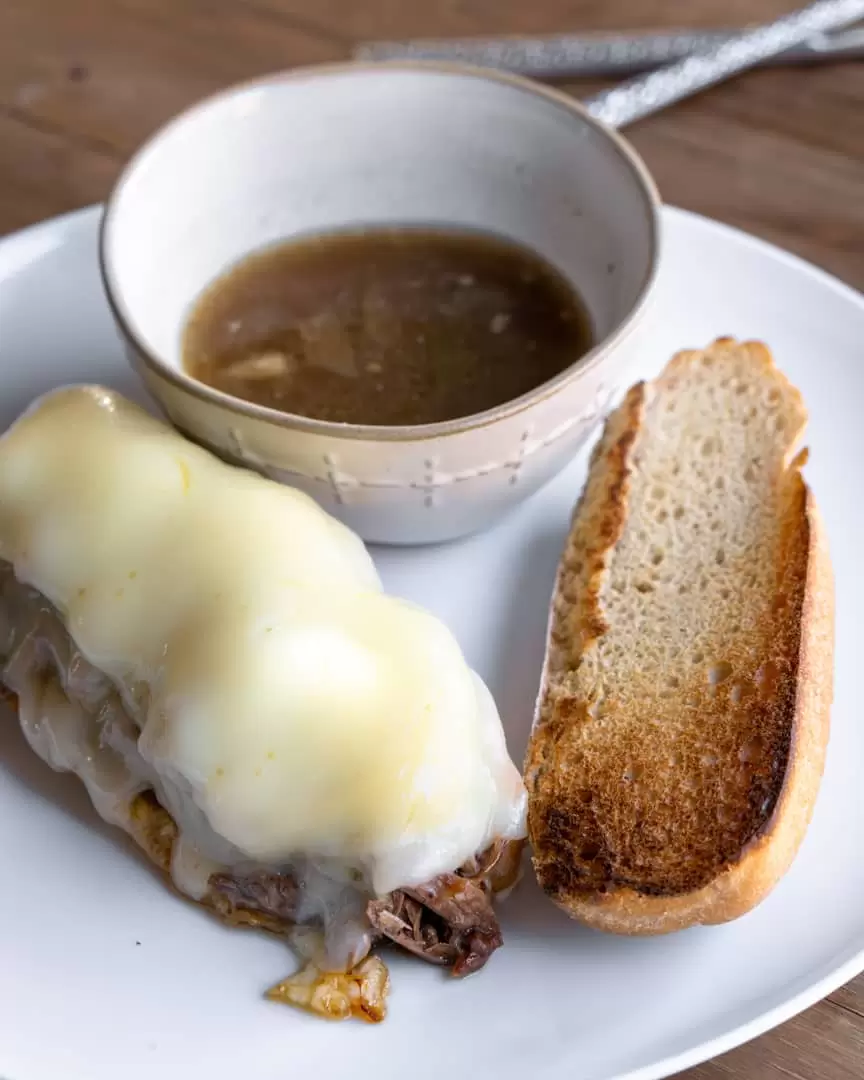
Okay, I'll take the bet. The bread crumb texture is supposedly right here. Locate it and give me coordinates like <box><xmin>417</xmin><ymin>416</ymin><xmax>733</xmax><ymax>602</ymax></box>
<box><xmin>526</xmin><ymin>339</ymin><xmax>833</xmax><ymax>930</ymax></box>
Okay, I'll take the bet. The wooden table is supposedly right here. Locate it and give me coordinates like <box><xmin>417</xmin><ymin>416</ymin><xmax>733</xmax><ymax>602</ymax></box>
<box><xmin>1</xmin><ymin>2</ymin><xmax>862</xmax><ymax>1076</ymax></box>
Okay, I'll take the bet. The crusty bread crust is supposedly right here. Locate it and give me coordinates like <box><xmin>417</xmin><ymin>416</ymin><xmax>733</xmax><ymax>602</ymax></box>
<box><xmin>525</xmin><ymin>339</ymin><xmax>834</xmax><ymax>934</ymax></box>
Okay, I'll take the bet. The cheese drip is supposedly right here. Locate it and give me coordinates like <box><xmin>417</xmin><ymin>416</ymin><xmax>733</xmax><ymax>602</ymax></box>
<box><xmin>0</xmin><ymin>387</ymin><xmax>526</xmax><ymax>901</ymax></box>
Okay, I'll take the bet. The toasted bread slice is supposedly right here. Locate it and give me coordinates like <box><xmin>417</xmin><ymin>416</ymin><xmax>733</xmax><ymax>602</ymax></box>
<box><xmin>525</xmin><ymin>338</ymin><xmax>833</xmax><ymax>934</ymax></box>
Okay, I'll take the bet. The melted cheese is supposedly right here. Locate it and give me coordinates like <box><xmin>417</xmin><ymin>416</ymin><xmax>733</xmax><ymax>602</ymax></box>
<box><xmin>0</xmin><ymin>387</ymin><xmax>526</xmax><ymax>900</ymax></box>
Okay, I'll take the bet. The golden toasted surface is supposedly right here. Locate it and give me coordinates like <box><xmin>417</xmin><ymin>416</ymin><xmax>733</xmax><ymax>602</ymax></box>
<box><xmin>526</xmin><ymin>339</ymin><xmax>833</xmax><ymax>933</ymax></box>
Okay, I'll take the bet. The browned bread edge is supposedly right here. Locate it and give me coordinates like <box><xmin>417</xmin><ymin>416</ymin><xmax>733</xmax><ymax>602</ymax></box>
<box><xmin>526</xmin><ymin>339</ymin><xmax>834</xmax><ymax>935</ymax></box>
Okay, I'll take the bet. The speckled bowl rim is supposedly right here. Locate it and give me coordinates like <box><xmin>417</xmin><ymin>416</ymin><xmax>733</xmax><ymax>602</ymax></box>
<box><xmin>100</xmin><ymin>60</ymin><xmax>662</xmax><ymax>444</ymax></box>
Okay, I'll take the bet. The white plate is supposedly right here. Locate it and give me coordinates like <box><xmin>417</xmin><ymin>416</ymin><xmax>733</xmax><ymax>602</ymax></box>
<box><xmin>0</xmin><ymin>206</ymin><xmax>861</xmax><ymax>1080</ymax></box>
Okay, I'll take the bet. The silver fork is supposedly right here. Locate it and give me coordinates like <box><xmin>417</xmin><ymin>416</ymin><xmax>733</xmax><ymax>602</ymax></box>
<box><xmin>355</xmin><ymin>25</ymin><xmax>864</xmax><ymax>80</ymax></box>
<box><xmin>355</xmin><ymin>0</ymin><xmax>864</xmax><ymax>128</ymax></box>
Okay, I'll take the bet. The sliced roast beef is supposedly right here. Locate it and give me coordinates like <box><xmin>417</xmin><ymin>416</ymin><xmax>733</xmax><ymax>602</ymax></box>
<box><xmin>207</xmin><ymin>843</ymin><xmax>514</xmax><ymax>976</ymax></box>
<box><xmin>367</xmin><ymin>871</ymin><xmax>503</xmax><ymax>976</ymax></box>
<box><xmin>209</xmin><ymin>869</ymin><xmax>300</xmax><ymax>922</ymax></box>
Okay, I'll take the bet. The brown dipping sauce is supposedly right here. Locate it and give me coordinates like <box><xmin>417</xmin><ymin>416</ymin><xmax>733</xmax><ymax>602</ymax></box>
<box><xmin>183</xmin><ymin>228</ymin><xmax>593</xmax><ymax>426</ymax></box>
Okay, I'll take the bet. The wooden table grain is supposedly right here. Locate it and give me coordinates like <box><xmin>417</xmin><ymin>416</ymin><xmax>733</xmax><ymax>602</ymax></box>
<box><xmin>1</xmin><ymin>1</ymin><xmax>862</xmax><ymax>1076</ymax></box>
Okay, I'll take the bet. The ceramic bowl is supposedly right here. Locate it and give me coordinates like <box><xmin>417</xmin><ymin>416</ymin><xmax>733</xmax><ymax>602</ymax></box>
<box><xmin>100</xmin><ymin>62</ymin><xmax>660</xmax><ymax>544</ymax></box>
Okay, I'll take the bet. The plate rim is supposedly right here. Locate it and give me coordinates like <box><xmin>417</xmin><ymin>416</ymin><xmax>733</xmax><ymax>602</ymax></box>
<box><xmin>0</xmin><ymin>202</ymin><xmax>862</xmax><ymax>1080</ymax></box>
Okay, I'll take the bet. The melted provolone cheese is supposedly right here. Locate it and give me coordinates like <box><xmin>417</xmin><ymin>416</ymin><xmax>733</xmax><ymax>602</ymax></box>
<box><xmin>0</xmin><ymin>387</ymin><xmax>526</xmax><ymax>899</ymax></box>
